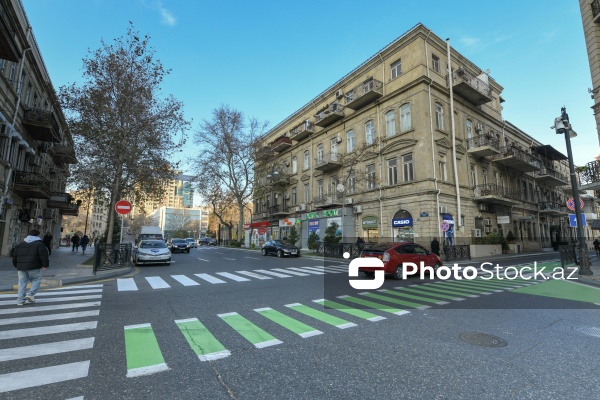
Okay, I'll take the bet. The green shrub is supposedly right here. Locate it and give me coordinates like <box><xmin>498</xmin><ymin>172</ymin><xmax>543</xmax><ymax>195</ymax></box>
<box><xmin>250</xmin><ymin>243</ymin><xmax>256</xmax><ymax>249</ymax></box>
<box><xmin>288</xmin><ymin>226</ymin><xmax>299</xmax><ymax>246</ymax></box>
<box><xmin>506</xmin><ymin>230</ymin><xmax>516</xmax><ymax>243</ymax></box>
<box><xmin>307</xmin><ymin>232</ymin><xmax>319</xmax><ymax>250</ymax></box>
<box><xmin>229</xmin><ymin>239</ymin><xmax>241</xmax><ymax>247</ymax></box>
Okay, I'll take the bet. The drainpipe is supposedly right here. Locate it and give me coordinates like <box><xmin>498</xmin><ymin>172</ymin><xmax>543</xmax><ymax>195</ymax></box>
<box><xmin>425</xmin><ymin>30</ymin><xmax>442</xmax><ymax>240</ymax></box>
<box><xmin>377</xmin><ymin>103</ymin><xmax>384</xmax><ymax>239</ymax></box>
<box><xmin>446</xmin><ymin>38</ymin><xmax>462</xmax><ymax>235</ymax></box>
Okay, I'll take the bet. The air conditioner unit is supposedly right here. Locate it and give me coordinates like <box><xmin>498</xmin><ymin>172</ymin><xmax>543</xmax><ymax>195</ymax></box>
<box><xmin>345</xmin><ymin>198</ymin><xmax>353</xmax><ymax>205</ymax></box>
<box><xmin>336</xmin><ymin>135</ymin><xmax>342</xmax><ymax>144</ymax></box>
<box><xmin>478</xmin><ymin>204</ymin><xmax>487</xmax><ymax>211</ymax></box>
<box><xmin>294</xmin><ymin>206</ymin><xmax>300</xmax><ymax>213</ymax></box>
<box><xmin>353</xmin><ymin>205</ymin><xmax>362</xmax><ymax>214</ymax></box>
<box><xmin>438</xmin><ymin>206</ymin><xmax>448</xmax><ymax>214</ymax></box>
<box><xmin>298</xmin><ymin>203</ymin><xmax>306</xmax><ymax>211</ymax></box>
<box><xmin>335</xmin><ymin>89</ymin><xmax>344</xmax><ymax>98</ymax></box>
<box><xmin>472</xmin><ymin>229</ymin><xmax>482</xmax><ymax>238</ymax></box>
<box><xmin>484</xmin><ymin>218</ymin><xmax>491</xmax><ymax>226</ymax></box>
<box><xmin>484</xmin><ymin>226</ymin><xmax>491</xmax><ymax>233</ymax></box>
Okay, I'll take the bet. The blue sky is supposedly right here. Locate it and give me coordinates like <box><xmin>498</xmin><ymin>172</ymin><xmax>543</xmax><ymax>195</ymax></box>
<box><xmin>24</xmin><ymin>1</ymin><xmax>597</xmax><ymax>175</ymax></box>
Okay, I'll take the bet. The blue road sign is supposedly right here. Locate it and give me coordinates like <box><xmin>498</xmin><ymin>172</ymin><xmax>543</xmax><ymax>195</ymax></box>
<box><xmin>569</xmin><ymin>213</ymin><xmax>586</xmax><ymax>227</ymax></box>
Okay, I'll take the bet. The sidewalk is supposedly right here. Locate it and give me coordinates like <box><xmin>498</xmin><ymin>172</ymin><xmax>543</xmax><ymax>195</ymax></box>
<box><xmin>0</xmin><ymin>244</ymin><xmax>132</xmax><ymax>292</ymax></box>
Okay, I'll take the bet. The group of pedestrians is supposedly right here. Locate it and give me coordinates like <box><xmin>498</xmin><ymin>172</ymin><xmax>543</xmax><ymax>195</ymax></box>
<box><xmin>70</xmin><ymin>233</ymin><xmax>90</xmax><ymax>255</ymax></box>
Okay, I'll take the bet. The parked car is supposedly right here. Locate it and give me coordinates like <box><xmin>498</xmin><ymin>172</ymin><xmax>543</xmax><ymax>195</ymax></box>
<box><xmin>199</xmin><ymin>238</ymin><xmax>217</xmax><ymax>246</ymax></box>
<box><xmin>133</xmin><ymin>240</ymin><xmax>171</xmax><ymax>266</ymax></box>
<box><xmin>359</xmin><ymin>242</ymin><xmax>442</xmax><ymax>280</ymax></box>
<box><xmin>185</xmin><ymin>238</ymin><xmax>197</xmax><ymax>248</ymax></box>
<box><xmin>262</xmin><ymin>240</ymin><xmax>300</xmax><ymax>258</ymax></box>
<box><xmin>169</xmin><ymin>238</ymin><xmax>190</xmax><ymax>253</ymax></box>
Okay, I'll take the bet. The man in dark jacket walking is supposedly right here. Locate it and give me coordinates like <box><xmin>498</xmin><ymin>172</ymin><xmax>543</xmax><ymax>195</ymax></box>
<box><xmin>71</xmin><ymin>233</ymin><xmax>80</xmax><ymax>252</ymax></box>
<box><xmin>431</xmin><ymin>237</ymin><xmax>440</xmax><ymax>256</ymax></box>
<box><xmin>12</xmin><ymin>229</ymin><xmax>49</xmax><ymax>305</ymax></box>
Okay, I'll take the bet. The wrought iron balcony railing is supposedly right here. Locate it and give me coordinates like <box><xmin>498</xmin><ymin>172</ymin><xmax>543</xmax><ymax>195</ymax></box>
<box><xmin>538</xmin><ymin>202</ymin><xmax>569</xmax><ymax>213</ymax></box>
<box><xmin>467</xmin><ymin>134</ymin><xmax>500</xmax><ymax>150</ymax></box>
<box><xmin>578</xmin><ymin>159</ymin><xmax>600</xmax><ymax>188</ymax></box>
<box><xmin>452</xmin><ymin>68</ymin><xmax>492</xmax><ymax>99</ymax></box>
<box><xmin>473</xmin><ymin>183</ymin><xmax>520</xmax><ymax>201</ymax></box>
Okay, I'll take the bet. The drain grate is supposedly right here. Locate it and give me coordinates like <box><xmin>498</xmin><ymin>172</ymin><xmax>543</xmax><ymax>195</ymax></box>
<box><xmin>573</xmin><ymin>326</ymin><xmax>600</xmax><ymax>338</ymax></box>
<box><xmin>459</xmin><ymin>332</ymin><xmax>508</xmax><ymax>347</ymax></box>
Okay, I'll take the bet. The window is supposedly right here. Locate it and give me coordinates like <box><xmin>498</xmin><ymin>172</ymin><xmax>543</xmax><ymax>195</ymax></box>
<box><xmin>391</xmin><ymin>59</ymin><xmax>402</xmax><ymax>79</ymax></box>
<box><xmin>400</xmin><ymin>103</ymin><xmax>411</xmax><ymax>132</ymax></box>
<box><xmin>347</xmin><ymin>130</ymin><xmax>355</xmax><ymax>153</ymax></box>
<box><xmin>348</xmin><ymin>170</ymin><xmax>356</xmax><ymax>194</ymax></box>
<box><xmin>435</xmin><ymin>103</ymin><xmax>444</xmax><ymax>130</ymax></box>
<box><xmin>482</xmin><ymin>168</ymin><xmax>488</xmax><ymax>186</ymax></box>
<box><xmin>432</xmin><ymin>54</ymin><xmax>440</xmax><ymax>73</ymax></box>
<box><xmin>387</xmin><ymin>158</ymin><xmax>398</xmax><ymax>185</ymax></box>
<box><xmin>304</xmin><ymin>184</ymin><xmax>310</xmax><ymax>203</ymax></box>
<box><xmin>439</xmin><ymin>154</ymin><xmax>447</xmax><ymax>182</ymax></box>
<box><xmin>402</xmin><ymin>153</ymin><xmax>414</xmax><ymax>182</ymax></box>
<box><xmin>366</xmin><ymin>164</ymin><xmax>376</xmax><ymax>190</ymax></box>
<box><xmin>0</xmin><ymin>59</ymin><xmax>5</xmax><ymax>72</ymax></box>
<box><xmin>330</xmin><ymin>137</ymin><xmax>338</xmax><ymax>158</ymax></box>
<box><xmin>365</xmin><ymin>120</ymin><xmax>375</xmax><ymax>145</ymax></box>
<box><xmin>385</xmin><ymin>111</ymin><xmax>396</xmax><ymax>137</ymax></box>
<box><xmin>9</xmin><ymin>62</ymin><xmax>17</xmax><ymax>85</ymax></box>
<box><xmin>292</xmin><ymin>156</ymin><xmax>297</xmax><ymax>174</ymax></box>
<box><xmin>303</xmin><ymin>151</ymin><xmax>310</xmax><ymax>169</ymax></box>
<box><xmin>25</xmin><ymin>84</ymin><xmax>32</xmax><ymax>107</ymax></box>
<box><xmin>292</xmin><ymin>187</ymin><xmax>297</xmax><ymax>206</ymax></box>
<box><xmin>317</xmin><ymin>179</ymin><xmax>323</xmax><ymax>197</ymax></box>
<box><xmin>466</xmin><ymin>119</ymin><xmax>473</xmax><ymax>140</ymax></box>
<box><xmin>317</xmin><ymin>144</ymin><xmax>324</xmax><ymax>162</ymax></box>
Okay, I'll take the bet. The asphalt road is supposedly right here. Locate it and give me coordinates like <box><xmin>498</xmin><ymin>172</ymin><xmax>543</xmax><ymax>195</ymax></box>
<box><xmin>1</xmin><ymin>247</ymin><xmax>599</xmax><ymax>399</ymax></box>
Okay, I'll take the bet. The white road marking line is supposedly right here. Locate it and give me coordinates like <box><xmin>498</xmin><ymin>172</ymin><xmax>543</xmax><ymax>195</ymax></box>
<box><xmin>199</xmin><ymin>350</ymin><xmax>231</xmax><ymax>361</ymax></box>
<box><xmin>145</xmin><ymin>276</ymin><xmax>171</xmax><ymax>289</ymax></box>
<box><xmin>253</xmin><ymin>269</ymin><xmax>292</xmax><ymax>278</ymax></box>
<box><xmin>170</xmin><ymin>275</ymin><xmax>200</xmax><ymax>286</ymax></box>
<box><xmin>299</xmin><ymin>330</ymin><xmax>323</xmax><ymax>338</ymax></box>
<box><xmin>305</xmin><ymin>266</ymin><xmax>343</xmax><ymax>274</ymax></box>
<box><xmin>215</xmin><ymin>272</ymin><xmax>251</xmax><ymax>282</ymax></box>
<box><xmin>0</xmin><ymin>337</ymin><xmax>95</xmax><ymax>362</ymax></box>
<box><xmin>235</xmin><ymin>271</ymin><xmax>272</xmax><ymax>280</ymax></box>
<box><xmin>194</xmin><ymin>273</ymin><xmax>226</xmax><ymax>284</ymax></box>
<box><xmin>0</xmin><ymin>294</ymin><xmax>102</xmax><ymax>306</ymax></box>
<box><xmin>0</xmin><ymin>289</ymin><xmax>102</xmax><ymax>299</ymax></box>
<box><xmin>291</xmin><ymin>267</ymin><xmax>324</xmax><ymax>275</ymax></box>
<box><xmin>0</xmin><ymin>321</ymin><xmax>98</xmax><ymax>340</ymax></box>
<box><xmin>117</xmin><ymin>278</ymin><xmax>138</xmax><ymax>291</ymax></box>
<box><xmin>197</xmin><ymin>258</ymin><xmax>210</xmax><ymax>262</ymax></box>
<box><xmin>245</xmin><ymin>257</ymin><xmax>261</xmax><ymax>260</ymax></box>
<box><xmin>126</xmin><ymin>363</ymin><xmax>169</xmax><ymax>378</ymax></box>
<box><xmin>0</xmin><ymin>310</ymin><xmax>100</xmax><ymax>326</ymax></box>
<box><xmin>223</xmin><ymin>257</ymin><xmax>236</xmax><ymax>260</ymax></box>
<box><xmin>275</xmin><ymin>268</ymin><xmax>309</xmax><ymax>276</ymax></box>
<box><xmin>47</xmin><ymin>284</ymin><xmax>104</xmax><ymax>290</ymax></box>
<box><xmin>255</xmin><ymin>339</ymin><xmax>283</xmax><ymax>348</ymax></box>
<box><xmin>0</xmin><ymin>361</ymin><xmax>90</xmax><ymax>394</ymax></box>
<box><xmin>0</xmin><ymin>301</ymin><xmax>101</xmax><ymax>315</ymax></box>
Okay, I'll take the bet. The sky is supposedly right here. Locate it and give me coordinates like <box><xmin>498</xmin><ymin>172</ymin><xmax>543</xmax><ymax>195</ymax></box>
<box><xmin>23</xmin><ymin>1</ymin><xmax>598</xmax><ymax>184</ymax></box>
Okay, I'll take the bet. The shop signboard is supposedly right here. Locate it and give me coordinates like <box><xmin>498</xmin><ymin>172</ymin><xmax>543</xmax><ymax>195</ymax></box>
<box><xmin>362</xmin><ymin>216</ymin><xmax>378</xmax><ymax>228</ymax></box>
<box><xmin>279</xmin><ymin>218</ymin><xmax>299</xmax><ymax>227</ymax></box>
<box><xmin>322</xmin><ymin>209</ymin><xmax>339</xmax><ymax>217</ymax></box>
<box><xmin>392</xmin><ymin>217</ymin><xmax>413</xmax><ymax>227</ymax></box>
<box><xmin>308</xmin><ymin>219</ymin><xmax>320</xmax><ymax>235</ymax></box>
<box><xmin>306</xmin><ymin>212</ymin><xmax>319</xmax><ymax>219</ymax></box>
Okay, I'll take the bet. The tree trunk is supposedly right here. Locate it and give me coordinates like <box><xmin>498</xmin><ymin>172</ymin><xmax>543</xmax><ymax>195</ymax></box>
<box><xmin>237</xmin><ymin>201</ymin><xmax>245</xmax><ymax>243</ymax></box>
<box><xmin>106</xmin><ymin>165</ymin><xmax>122</xmax><ymax>245</ymax></box>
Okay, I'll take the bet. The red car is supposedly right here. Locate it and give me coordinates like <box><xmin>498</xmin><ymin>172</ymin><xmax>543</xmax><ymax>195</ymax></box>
<box><xmin>359</xmin><ymin>242</ymin><xmax>442</xmax><ymax>280</ymax></box>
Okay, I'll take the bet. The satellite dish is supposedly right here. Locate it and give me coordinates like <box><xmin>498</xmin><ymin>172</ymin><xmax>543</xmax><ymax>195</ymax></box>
<box><xmin>485</xmin><ymin>69</ymin><xmax>490</xmax><ymax>74</ymax></box>
<box><xmin>336</xmin><ymin>184</ymin><xmax>345</xmax><ymax>192</ymax></box>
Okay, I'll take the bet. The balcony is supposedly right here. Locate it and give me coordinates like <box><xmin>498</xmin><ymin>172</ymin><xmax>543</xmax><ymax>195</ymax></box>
<box><xmin>344</xmin><ymin>78</ymin><xmax>383</xmax><ymax>110</ymax></box>
<box><xmin>473</xmin><ymin>184</ymin><xmax>520</xmax><ymax>206</ymax></box>
<box><xmin>467</xmin><ymin>134</ymin><xmax>500</xmax><ymax>157</ymax></box>
<box><xmin>270</xmin><ymin>204</ymin><xmax>291</xmax><ymax>217</ymax></box>
<box><xmin>22</xmin><ymin>109</ymin><xmax>61</xmax><ymax>142</ymax></box>
<box><xmin>593</xmin><ymin>0</ymin><xmax>600</xmax><ymax>22</ymax></box>
<box><xmin>50</xmin><ymin>145</ymin><xmax>77</xmax><ymax>165</ymax></box>
<box><xmin>451</xmin><ymin>68</ymin><xmax>492</xmax><ymax>106</ymax></box>
<box><xmin>0</xmin><ymin>2</ymin><xmax>19</xmax><ymax>62</ymax></box>
<box><xmin>533</xmin><ymin>168</ymin><xmax>568</xmax><ymax>187</ymax></box>
<box><xmin>47</xmin><ymin>192</ymin><xmax>74</xmax><ymax>209</ymax></box>
<box><xmin>314</xmin><ymin>193</ymin><xmax>343</xmax><ymax>208</ymax></box>
<box><xmin>578</xmin><ymin>160</ymin><xmax>600</xmax><ymax>190</ymax></box>
<box><xmin>538</xmin><ymin>202</ymin><xmax>569</xmax><ymax>217</ymax></box>
<box><xmin>314</xmin><ymin>152</ymin><xmax>342</xmax><ymax>172</ymax></box>
<box><xmin>492</xmin><ymin>146</ymin><xmax>541</xmax><ymax>172</ymax></box>
<box><xmin>13</xmin><ymin>171</ymin><xmax>51</xmax><ymax>199</ymax></box>
<box><xmin>314</xmin><ymin>104</ymin><xmax>344</xmax><ymax>128</ymax></box>
<box><xmin>290</xmin><ymin>121</ymin><xmax>315</xmax><ymax>142</ymax></box>
<box><xmin>61</xmin><ymin>203</ymin><xmax>79</xmax><ymax>216</ymax></box>
<box><xmin>271</xmin><ymin>136</ymin><xmax>292</xmax><ymax>153</ymax></box>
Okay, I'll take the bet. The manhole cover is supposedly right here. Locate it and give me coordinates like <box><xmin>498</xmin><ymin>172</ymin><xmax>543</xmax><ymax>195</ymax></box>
<box><xmin>459</xmin><ymin>332</ymin><xmax>508</xmax><ymax>347</ymax></box>
<box><xmin>573</xmin><ymin>326</ymin><xmax>600</xmax><ymax>338</ymax></box>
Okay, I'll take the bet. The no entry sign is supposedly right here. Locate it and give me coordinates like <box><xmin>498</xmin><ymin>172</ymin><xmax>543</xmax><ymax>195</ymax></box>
<box><xmin>115</xmin><ymin>200</ymin><xmax>133</xmax><ymax>215</ymax></box>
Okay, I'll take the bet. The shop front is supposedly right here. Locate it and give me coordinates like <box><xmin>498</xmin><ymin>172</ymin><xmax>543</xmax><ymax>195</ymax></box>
<box><xmin>392</xmin><ymin>209</ymin><xmax>414</xmax><ymax>241</ymax></box>
<box><xmin>278</xmin><ymin>217</ymin><xmax>301</xmax><ymax>240</ymax></box>
<box><xmin>361</xmin><ymin>216</ymin><xmax>379</xmax><ymax>242</ymax></box>
<box><xmin>244</xmin><ymin>221</ymin><xmax>271</xmax><ymax>248</ymax></box>
<box><xmin>441</xmin><ymin>213</ymin><xmax>455</xmax><ymax>246</ymax></box>
<box><xmin>301</xmin><ymin>208</ymin><xmax>353</xmax><ymax>249</ymax></box>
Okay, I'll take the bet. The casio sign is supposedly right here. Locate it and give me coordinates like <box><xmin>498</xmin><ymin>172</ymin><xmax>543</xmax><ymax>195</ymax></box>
<box><xmin>392</xmin><ymin>218</ymin><xmax>413</xmax><ymax>227</ymax></box>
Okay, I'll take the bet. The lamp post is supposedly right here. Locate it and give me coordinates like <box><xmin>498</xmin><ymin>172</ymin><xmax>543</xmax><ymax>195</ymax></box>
<box><xmin>553</xmin><ymin>107</ymin><xmax>592</xmax><ymax>275</ymax></box>
<box><xmin>266</xmin><ymin>167</ymin><xmax>279</xmax><ymax>240</ymax></box>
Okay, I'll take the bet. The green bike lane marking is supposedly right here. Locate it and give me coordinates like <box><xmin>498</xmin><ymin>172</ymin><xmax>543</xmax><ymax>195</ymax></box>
<box><xmin>255</xmin><ymin>307</ymin><xmax>322</xmax><ymax>338</ymax></box>
<box><xmin>175</xmin><ymin>318</ymin><xmax>230</xmax><ymax>361</ymax></box>
<box><xmin>218</xmin><ymin>312</ymin><xmax>282</xmax><ymax>348</ymax></box>
<box><xmin>401</xmin><ymin>286</ymin><xmax>465</xmax><ymax>301</ymax></box>
<box><xmin>336</xmin><ymin>295</ymin><xmax>410</xmax><ymax>315</ymax></box>
<box><xmin>408</xmin><ymin>284</ymin><xmax>480</xmax><ymax>298</ymax></box>
<box><xmin>124</xmin><ymin>323</ymin><xmax>169</xmax><ymax>377</ymax></box>
<box><xmin>431</xmin><ymin>282</ymin><xmax>494</xmax><ymax>295</ymax></box>
<box><xmin>313</xmin><ymin>299</ymin><xmax>387</xmax><ymax>322</ymax></box>
<box><xmin>358</xmin><ymin>292</ymin><xmax>430</xmax><ymax>309</ymax></box>
<box><xmin>378</xmin><ymin>289</ymin><xmax>450</xmax><ymax>305</ymax></box>
<box><xmin>448</xmin><ymin>280</ymin><xmax>511</xmax><ymax>292</ymax></box>
<box><xmin>511</xmin><ymin>279</ymin><xmax>600</xmax><ymax>304</ymax></box>
<box><xmin>285</xmin><ymin>303</ymin><xmax>357</xmax><ymax>329</ymax></box>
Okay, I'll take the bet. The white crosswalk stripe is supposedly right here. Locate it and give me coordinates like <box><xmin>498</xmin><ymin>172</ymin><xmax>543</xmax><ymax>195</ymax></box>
<box><xmin>194</xmin><ymin>273</ymin><xmax>226</xmax><ymax>284</ymax></box>
<box><xmin>145</xmin><ymin>276</ymin><xmax>171</xmax><ymax>289</ymax></box>
<box><xmin>235</xmin><ymin>271</ymin><xmax>272</xmax><ymax>280</ymax></box>
<box><xmin>171</xmin><ymin>275</ymin><xmax>200</xmax><ymax>286</ymax></box>
<box><xmin>0</xmin><ymin>284</ymin><xmax>103</xmax><ymax>397</ymax></box>
<box><xmin>216</xmin><ymin>272</ymin><xmax>251</xmax><ymax>282</ymax></box>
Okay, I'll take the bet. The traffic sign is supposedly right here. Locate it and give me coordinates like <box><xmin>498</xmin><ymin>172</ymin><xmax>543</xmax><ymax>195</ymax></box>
<box><xmin>568</xmin><ymin>214</ymin><xmax>586</xmax><ymax>227</ymax></box>
<box><xmin>566</xmin><ymin>198</ymin><xmax>584</xmax><ymax>211</ymax></box>
<box><xmin>440</xmin><ymin>221</ymin><xmax>450</xmax><ymax>232</ymax></box>
<box><xmin>115</xmin><ymin>200</ymin><xmax>132</xmax><ymax>215</ymax></box>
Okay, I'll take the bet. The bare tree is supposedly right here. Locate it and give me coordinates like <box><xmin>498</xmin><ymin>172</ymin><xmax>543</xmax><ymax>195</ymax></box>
<box><xmin>59</xmin><ymin>23</ymin><xmax>189</xmax><ymax>244</ymax></box>
<box><xmin>167</xmin><ymin>209</ymin><xmax>192</xmax><ymax>231</ymax></box>
<box><xmin>193</xmin><ymin>105</ymin><xmax>268</xmax><ymax>240</ymax></box>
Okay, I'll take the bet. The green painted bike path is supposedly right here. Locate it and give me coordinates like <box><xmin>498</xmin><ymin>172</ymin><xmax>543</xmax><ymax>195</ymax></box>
<box><xmin>512</xmin><ymin>279</ymin><xmax>600</xmax><ymax>304</ymax></box>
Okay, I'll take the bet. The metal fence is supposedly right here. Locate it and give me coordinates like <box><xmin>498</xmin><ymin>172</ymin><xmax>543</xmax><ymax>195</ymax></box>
<box><xmin>442</xmin><ymin>245</ymin><xmax>471</xmax><ymax>262</ymax></box>
<box><xmin>559</xmin><ymin>244</ymin><xmax>577</xmax><ymax>269</ymax></box>
<box><xmin>93</xmin><ymin>243</ymin><xmax>132</xmax><ymax>275</ymax></box>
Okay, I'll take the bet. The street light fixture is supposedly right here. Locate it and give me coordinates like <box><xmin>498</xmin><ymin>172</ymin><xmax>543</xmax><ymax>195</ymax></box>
<box><xmin>553</xmin><ymin>107</ymin><xmax>592</xmax><ymax>275</ymax></box>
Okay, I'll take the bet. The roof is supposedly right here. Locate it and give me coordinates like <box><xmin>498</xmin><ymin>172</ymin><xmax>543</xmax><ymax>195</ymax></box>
<box><xmin>531</xmin><ymin>144</ymin><xmax>568</xmax><ymax>161</ymax></box>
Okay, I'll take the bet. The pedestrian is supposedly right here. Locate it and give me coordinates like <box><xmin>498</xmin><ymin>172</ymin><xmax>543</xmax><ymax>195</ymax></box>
<box><xmin>43</xmin><ymin>231</ymin><xmax>53</xmax><ymax>256</ymax></box>
<box><xmin>431</xmin><ymin>237</ymin><xmax>440</xmax><ymax>256</ymax></box>
<box><xmin>356</xmin><ymin>236</ymin><xmax>365</xmax><ymax>252</ymax></box>
<box><xmin>90</xmin><ymin>237</ymin><xmax>94</xmax><ymax>248</ymax></box>
<box><xmin>71</xmin><ymin>233</ymin><xmax>80</xmax><ymax>252</ymax></box>
<box><xmin>80</xmin><ymin>234</ymin><xmax>90</xmax><ymax>255</ymax></box>
<box><xmin>594</xmin><ymin>238</ymin><xmax>600</xmax><ymax>256</ymax></box>
<box><xmin>12</xmin><ymin>229</ymin><xmax>49</xmax><ymax>305</ymax></box>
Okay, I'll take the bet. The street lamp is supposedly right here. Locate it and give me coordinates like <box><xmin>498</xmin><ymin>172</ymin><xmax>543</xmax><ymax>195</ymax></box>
<box><xmin>553</xmin><ymin>107</ymin><xmax>592</xmax><ymax>275</ymax></box>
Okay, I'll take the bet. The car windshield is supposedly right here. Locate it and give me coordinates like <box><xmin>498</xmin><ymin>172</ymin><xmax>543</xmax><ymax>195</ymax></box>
<box><xmin>140</xmin><ymin>241</ymin><xmax>167</xmax><ymax>249</ymax></box>
<box><xmin>172</xmin><ymin>239</ymin><xmax>186</xmax><ymax>244</ymax></box>
<box><xmin>185</xmin><ymin>238</ymin><xmax>194</xmax><ymax>242</ymax></box>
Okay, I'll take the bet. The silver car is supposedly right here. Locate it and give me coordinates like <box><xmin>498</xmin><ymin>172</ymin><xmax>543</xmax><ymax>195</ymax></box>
<box><xmin>134</xmin><ymin>240</ymin><xmax>171</xmax><ymax>266</ymax></box>
<box><xmin>185</xmin><ymin>238</ymin><xmax>197</xmax><ymax>248</ymax></box>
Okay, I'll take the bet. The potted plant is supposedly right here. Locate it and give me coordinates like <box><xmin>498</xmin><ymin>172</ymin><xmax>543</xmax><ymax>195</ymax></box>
<box><xmin>506</xmin><ymin>230</ymin><xmax>516</xmax><ymax>244</ymax></box>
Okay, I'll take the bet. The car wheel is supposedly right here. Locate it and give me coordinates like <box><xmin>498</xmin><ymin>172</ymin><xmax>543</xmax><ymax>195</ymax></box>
<box><xmin>393</xmin><ymin>266</ymin><xmax>403</xmax><ymax>280</ymax></box>
<box><xmin>262</xmin><ymin>248</ymin><xmax>267</xmax><ymax>256</ymax></box>
<box><xmin>363</xmin><ymin>271</ymin><xmax>375</xmax><ymax>278</ymax></box>
<box><xmin>187</xmin><ymin>249</ymin><xmax>190</xmax><ymax>253</ymax></box>
<box><xmin>277</xmin><ymin>250</ymin><xmax>283</xmax><ymax>258</ymax></box>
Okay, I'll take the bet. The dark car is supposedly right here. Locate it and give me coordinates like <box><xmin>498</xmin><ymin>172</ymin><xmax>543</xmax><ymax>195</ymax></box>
<box><xmin>262</xmin><ymin>240</ymin><xmax>300</xmax><ymax>258</ymax></box>
<box><xmin>359</xmin><ymin>242</ymin><xmax>442</xmax><ymax>280</ymax></box>
<box><xmin>169</xmin><ymin>238</ymin><xmax>190</xmax><ymax>253</ymax></box>
<box><xmin>199</xmin><ymin>237</ymin><xmax>217</xmax><ymax>246</ymax></box>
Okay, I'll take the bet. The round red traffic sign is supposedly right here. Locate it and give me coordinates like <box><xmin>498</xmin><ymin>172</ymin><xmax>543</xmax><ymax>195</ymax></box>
<box><xmin>115</xmin><ymin>200</ymin><xmax>132</xmax><ymax>215</ymax></box>
<box><xmin>440</xmin><ymin>221</ymin><xmax>450</xmax><ymax>232</ymax></box>
<box><xmin>566</xmin><ymin>198</ymin><xmax>584</xmax><ymax>211</ymax></box>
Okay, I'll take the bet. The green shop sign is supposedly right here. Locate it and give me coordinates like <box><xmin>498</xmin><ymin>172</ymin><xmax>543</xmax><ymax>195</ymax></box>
<box><xmin>305</xmin><ymin>212</ymin><xmax>319</xmax><ymax>219</ymax></box>
<box><xmin>321</xmin><ymin>209</ymin><xmax>339</xmax><ymax>217</ymax></box>
<box><xmin>362</xmin><ymin>216</ymin><xmax>379</xmax><ymax>227</ymax></box>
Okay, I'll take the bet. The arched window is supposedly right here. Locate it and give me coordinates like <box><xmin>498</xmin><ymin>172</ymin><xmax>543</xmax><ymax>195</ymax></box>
<box><xmin>347</xmin><ymin>130</ymin><xmax>355</xmax><ymax>153</ymax></box>
<box><xmin>385</xmin><ymin>110</ymin><xmax>396</xmax><ymax>137</ymax></box>
<box><xmin>466</xmin><ymin>119</ymin><xmax>473</xmax><ymax>140</ymax></box>
<box><xmin>365</xmin><ymin>120</ymin><xmax>375</xmax><ymax>145</ymax></box>
<box><xmin>316</xmin><ymin>143</ymin><xmax>324</xmax><ymax>162</ymax></box>
<box><xmin>303</xmin><ymin>150</ymin><xmax>310</xmax><ymax>170</ymax></box>
<box><xmin>400</xmin><ymin>103</ymin><xmax>411</xmax><ymax>132</ymax></box>
<box><xmin>435</xmin><ymin>103</ymin><xmax>444</xmax><ymax>130</ymax></box>
<box><xmin>291</xmin><ymin>156</ymin><xmax>297</xmax><ymax>173</ymax></box>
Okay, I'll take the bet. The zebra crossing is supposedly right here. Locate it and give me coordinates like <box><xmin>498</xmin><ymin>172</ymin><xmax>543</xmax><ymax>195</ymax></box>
<box><xmin>123</xmin><ymin>277</ymin><xmax>540</xmax><ymax>377</ymax></box>
<box><xmin>0</xmin><ymin>284</ymin><xmax>103</xmax><ymax>397</ymax></box>
<box><xmin>116</xmin><ymin>264</ymin><xmax>351</xmax><ymax>291</ymax></box>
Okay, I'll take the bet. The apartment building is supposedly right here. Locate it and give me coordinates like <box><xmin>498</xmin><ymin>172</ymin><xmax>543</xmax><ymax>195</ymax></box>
<box><xmin>0</xmin><ymin>0</ymin><xmax>76</xmax><ymax>255</ymax></box>
<box><xmin>580</xmin><ymin>0</ymin><xmax>600</xmax><ymax>145</ymax></box>
<box><xmin>150</xmin><ymin>206</ymin><xmax>208</xmax><ymax>239</ymax></box>
<box><xmin>137</xmin><ymin>172</ymin><xmax>194</xmax><ymax>214</ymax></box>
<box><xmin>251</xmin><ymin>23</ymin><xmax>575</xmax><ymax>252</ymax></box>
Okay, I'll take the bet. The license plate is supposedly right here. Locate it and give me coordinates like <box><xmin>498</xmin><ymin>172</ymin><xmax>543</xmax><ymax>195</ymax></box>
<box><xmin>290</xmin><ymin>250</ymin><xmax>297</xmax><ymax>254</ymax></box>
